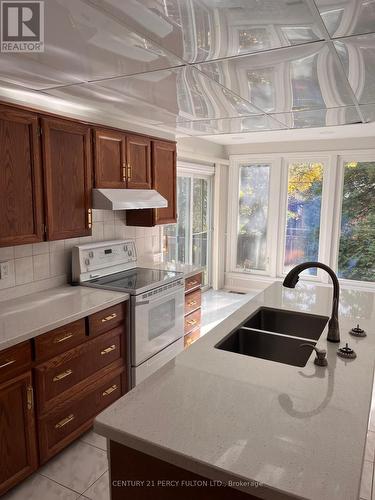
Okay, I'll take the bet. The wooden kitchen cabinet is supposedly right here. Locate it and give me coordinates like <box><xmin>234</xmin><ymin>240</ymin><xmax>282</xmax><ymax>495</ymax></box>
<box><xmin>93</xmin><ymin>129</ymin><xmax>151</xmax><ymax>190</ymax></box>
<box><xmin>0</xmin><ymin>371</ymin><xmax>38</xmax><ymax>496</ymax></box>
<box><xmin>41</xmin><ymin>117</ymin><xmax>93</xmax><ymax>240</ymax></box>
<box><xmin>0</xmin><ymin>105</ymin><xmax>44</xmax><ymax>247</ymax></box>
<box><xmin>127</xmin><ymin>140</ymin><xmax>177</xmax><ymax>226</ymax></box>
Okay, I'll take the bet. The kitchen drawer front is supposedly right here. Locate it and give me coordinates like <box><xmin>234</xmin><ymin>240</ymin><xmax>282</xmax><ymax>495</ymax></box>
<box><xmin>184</xmin><ymin>309</ymin><xmax>201</xmax><ymax>335</ymax></box>
<box><xmin>0</xmin><ymin>341</ymin><xmax>32</xmax><ymax>383</ymax></box>
<box><xmin>185</xmin><ymin>273</ymin><xmax>202</xmax><ymax>293</ymax></box>
<box><xmin>34</xmin><ymin>319</ymin><xmax>86</xmax><ymax>362</ymax></box>
<box><xmin>88</xmin><ymin>303</ymin><xmax>126</xmax><ymax>337</ymax></box>
<box><xmin>184</xmin><ymin>289</ymin><xmax>201</xmax><ymax>315</ymax></box>
<box><xmin>38</xmin><ymin>368</ymin><xmax>123</xmax><ymax>463</ymax></box>
<box><xmin>35</xmin><ymin>326</ymin><xmax>124</xmax><ymax>412</ymax></box>
<box><xmin>184</xmin><ymin>328</ymin><xmax>201</xmax><ymax>349</ymax></box>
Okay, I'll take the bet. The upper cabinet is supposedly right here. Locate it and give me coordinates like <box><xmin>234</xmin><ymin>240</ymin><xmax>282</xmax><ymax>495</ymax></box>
<box><xmin>127</xmin><ymin>140</ymin><xmax>177</xmax><ymax>227</ymax></box>
<box><xmin>41</xmin><ymin>118</ymin><xmax>92</xmax><ymax>241</ymax></box>
<box><xmin>93</xmin><ymin>129</ymin><xmax>151</xmax><ymax>190</ymax></box>
<box><xmin>0</xmin><ymin>105</ymin><xmax>44</xmax><ymax>247</ymax></box>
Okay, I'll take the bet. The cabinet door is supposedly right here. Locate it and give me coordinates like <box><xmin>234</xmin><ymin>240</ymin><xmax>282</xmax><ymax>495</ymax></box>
<box><xmin>0</xmin><ymin>371</ymin><xmax>38</xmax><ymax>496</ymax></box>
<box><xmin>0</xmin><ymin>105</ymin><xmax>44</xmax><ymax>247</ymax></box>
<box><xmin>126</xmin><ymin>135</ymin><xmax>151</xmax><ymax>189</ymax></box>
<box><xmin>42</xmin><ymin>118</ymin><xmax>92</xmax><ymax>240</ymax></box>
<box><xmin>153</xmin><ymin>140</ymin><xmax>177</xmax><ymax>225</ymax></box>
<box><xmin>94</xmin><ymin>129</ymin><xmax>126</xmax><ymax>188</ymax></box>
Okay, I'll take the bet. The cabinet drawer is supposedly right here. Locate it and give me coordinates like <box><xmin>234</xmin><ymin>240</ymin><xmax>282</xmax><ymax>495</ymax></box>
<box><xmin>184</xmin><ymin>309</ymin><xmax>201</xmax><ymax>335</ymax></box>
<box><xmin>185</xmin><ymin>273</ymin><xmax>202</xmax><ymax>293</ymax></box>
<box><xmin>184</xmin><ymin>289</ymin><xmax>201</xmax><ymax>315</ymax></box>
<box><xmin>88</xmin><ymin>303</ymin><xmax>125</xmax><ymax>337</ymax></box>
<box><xmin>35</xmin><ymin>326</ymin><xmax>124</xmax><ymax>412</ymax></box>
<box><xmin>38</xmin><ymin>368</ymin><xmax>123</xmax><ymax>463</ymax></box>
<box><xmin>0</xmin><ymin>341</ymin><xmax>32</xmax><ymax>383</ymax></box>
<box><xmin>34</xmin><ymin>319</ymin><xmax>86</xmax><ymax>362</ymax></box>
<box><xmin>184</xmin><ymin>328</ymin><xmax>201</xmax><ymax>349</ymax></box>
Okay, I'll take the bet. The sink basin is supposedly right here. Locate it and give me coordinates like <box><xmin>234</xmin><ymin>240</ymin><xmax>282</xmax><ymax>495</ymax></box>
<box><xmin>216</xmin><ymin>328</ymin><xmax>316</xmax><ymax>367</ymax></box>
<box><xmin>244</xmin><ymin>307</ymin><xmax>329</xmax><ymax>341</ymax></box>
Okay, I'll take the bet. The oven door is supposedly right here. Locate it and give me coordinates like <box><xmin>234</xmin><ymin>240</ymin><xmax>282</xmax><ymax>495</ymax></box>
<box><xmin>132</xmin><ymin>283</ymin><xmax>184</xmax><ymax>366</ymax></box>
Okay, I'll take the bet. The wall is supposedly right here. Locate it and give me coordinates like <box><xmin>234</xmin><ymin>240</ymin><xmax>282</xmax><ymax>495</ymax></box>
<box><xmin>0</xmin><ymin>211</ymin><xmax>162</xmax><ymax>302</ymax></box>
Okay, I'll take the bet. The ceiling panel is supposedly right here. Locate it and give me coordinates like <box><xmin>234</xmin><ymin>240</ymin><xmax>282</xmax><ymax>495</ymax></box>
<box><xmin>314</xmin><ymin>0</ymin><xmax>375</xmax><ymax>38</ymax></box>
<box><xmin>0</xmin><ymin>0</ymin><xmax>184</xmax><ymax>90</ymax></box>
<box><xmin>43</xmin><ymin>65</ymin><xmax>262</xmax><ymax>124</ymax></box>
<box><xmin>270</xmin><ymin>105</ymin><xmax>362</xmax><ymax>128</ymax></box>
<box><xmin>163</xmin><ymin>113</ymin><xmax>286</xmax><ymax>136</ymax></box>
<box><xmin>88</xmin><ymin>0</ymin><xmax>324</xmax><ymax>63</ymax></box>
<box><xmin>334</xmin><ymin>34</ymin><xmax>375</xmax><ymax>105</ymax></box>
<box><xmin>196</xmin><ymin>41</ymin><xmax>357</xmax><ymax>113</ymax></box>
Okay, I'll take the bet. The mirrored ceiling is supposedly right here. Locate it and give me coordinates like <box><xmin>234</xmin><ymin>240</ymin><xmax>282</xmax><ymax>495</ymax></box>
<box><xmin>0</xmin><ymin>0</ymin><xmax>374</xmax><ymax>140</ymax></box>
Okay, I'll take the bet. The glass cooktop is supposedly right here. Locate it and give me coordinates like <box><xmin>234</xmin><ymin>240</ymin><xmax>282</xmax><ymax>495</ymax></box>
<box><xmin>87</xmin><ymin>267</ymin><xmax>183</xmax><ymax>294</ymax></box>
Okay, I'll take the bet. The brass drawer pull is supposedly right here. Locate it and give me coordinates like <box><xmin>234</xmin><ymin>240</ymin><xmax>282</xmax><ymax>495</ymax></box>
<box><xmin>187</xmin><ymin>300</ymin><xmax>197</xmax><ymax>306</ymax></box>
<box><xmin>27</xmin><ymin>385</ymin><xmax>34</xmax><ymax>410</ymax></box>
<box><xmin>53</xmin><ymin>369</ymin><xmax>73</xmax><ymax>382</ymax></box>
<box><xmin>55</xmin><ymin>414</ymin><xmax>75</xmax><ymax>429</ymax></box>
<box><xmin>187</xmin><ymin>280</ymin><xmax>198</xmax><ymax>287</ymax></box>
<box><xmin>101</xmin><ymin>313</ymin><xmax>117</xmax><ymax>323</ymax></box>
<box><xmin>53</xmin><ymin>333</ymin><xmax>73</xmax><ymax>344</ymax></box>
<box><xmin>101</xmin><ymin>344</ymin><xmax>116</xmax><ymax>355</ymax></box>
<box><xmin>0</xmin><ymin>359</ymin><xmax>16</xmax><ymax>369</ymax></box>
<box><xmin>186</xmin><ymin>319</ymin><xmax>197</xmax><ymax>326</ymax></box>
<box><xmin>102</xmin><ymin>384</ymin><xmax>118</xmax><ymax>396</ymax></box>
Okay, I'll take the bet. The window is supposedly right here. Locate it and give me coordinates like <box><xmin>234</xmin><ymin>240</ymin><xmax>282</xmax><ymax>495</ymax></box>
<box><xmin>228</xmin><ymin>152</ymin><xmax>375</xmax><ymax>286</ymax></box>
<box><xmin>164</xmin><ymin>165</ymin><xmax>213</xmax><ymax>287</ymax></box>
<box><xmin>337</xmin><ymin>161</ymin><xmax>375</xmax><ymax>282</ymax></box>
<box><xmin>237</xmin><ymin>163</ymin><xmax>270</xmax><ymax>272</ymax></box>
<box><xmin>283</xmin><ymin>161</ymin><xmax>323</xmax><ymax>275</ymax></box>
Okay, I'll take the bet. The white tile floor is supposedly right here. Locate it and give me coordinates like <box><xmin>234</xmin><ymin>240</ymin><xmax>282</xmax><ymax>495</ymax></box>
<box><xmin>3</xmin><ymin>289</ymin><xmax>375</xmax><ymax>499</ymax></box>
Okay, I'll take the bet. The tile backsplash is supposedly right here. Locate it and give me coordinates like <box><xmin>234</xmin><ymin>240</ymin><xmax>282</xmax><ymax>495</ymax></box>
<box><xmin>0</xmin><ymin>210</ymin><xmax>162</xmax><ymax>302</ymax></box>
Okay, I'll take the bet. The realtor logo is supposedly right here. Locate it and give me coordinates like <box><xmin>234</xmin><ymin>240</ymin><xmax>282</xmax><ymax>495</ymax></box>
<box><xmin>1</xmin><ymin>1</ymin><xmax>44</xmax><ymax>52</ymax></box>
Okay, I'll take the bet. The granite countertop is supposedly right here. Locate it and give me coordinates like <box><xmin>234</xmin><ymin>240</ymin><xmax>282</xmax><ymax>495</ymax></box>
<box><xmin>95</xmin><ymin>282</ymin><xmax>375</xmax><ymax>500</ymax></box>
<box><xmin>0</xmin><ymin>285</ymin><xmax>129</xmax><ymax>351</ymax></box>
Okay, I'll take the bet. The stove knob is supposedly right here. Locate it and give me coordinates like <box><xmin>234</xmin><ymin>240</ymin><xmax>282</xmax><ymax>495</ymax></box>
<box><xmin>128</xmin><ymin>251</ymin><xmax>132</xmax><ymax>257</ymax></box>
<box><xmin>85</xmin><ymin>258</ymin><xmax>90</xmax><ymax>265</ymax></box>
<box><xmin>89</xmin><ymin>251</ymin><xmax>94</xmax><ymax>258</ymax></box>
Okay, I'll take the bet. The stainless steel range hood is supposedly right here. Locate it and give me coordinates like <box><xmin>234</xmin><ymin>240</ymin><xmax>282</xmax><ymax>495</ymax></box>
<box><xmin>92</xmin><ymin>189</ymin><xmax>167</xmax><ymax>210</ymax></box>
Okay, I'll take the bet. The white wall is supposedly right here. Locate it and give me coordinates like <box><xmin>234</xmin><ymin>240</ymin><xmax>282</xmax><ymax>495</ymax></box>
<box><xmin>0</xmin><ymin>211</ymin><xmax>161</xmax><ymax>302</ymax></box>
<box><xmin>177</xmin><ymin>136</ymin><xmax>228</xmax><ymax>163</ymax></box>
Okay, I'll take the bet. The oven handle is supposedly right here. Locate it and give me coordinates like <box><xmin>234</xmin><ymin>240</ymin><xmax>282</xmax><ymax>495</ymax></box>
<box><xmin>135</xmin><ymin>284</ymin><xmax>184</xmax><ymax>306</ymax></box>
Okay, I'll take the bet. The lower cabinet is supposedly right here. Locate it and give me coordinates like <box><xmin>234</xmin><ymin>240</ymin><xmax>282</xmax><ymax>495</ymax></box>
<box><xmin>0</xmin><ymin>371</ymin><xmax>38</xmax><ymax>496</ymax></box>
<box><xmin>0</xmin><ymin>301</ymin><xmax>128</xmax><ymax>494</ymax></box>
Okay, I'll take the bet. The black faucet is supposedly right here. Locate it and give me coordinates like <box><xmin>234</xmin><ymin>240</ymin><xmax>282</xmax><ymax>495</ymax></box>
<box><xmin>283</xmin><ymin>262</ymin><xmax>340</xmax><ymax>343</ymax></box>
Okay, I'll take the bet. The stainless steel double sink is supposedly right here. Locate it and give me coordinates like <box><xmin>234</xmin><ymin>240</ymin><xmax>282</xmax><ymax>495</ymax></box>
<box><xmin>215</xmin><ymin>307</ymin><xmax>329</xmax><ymax>367</ymax></box>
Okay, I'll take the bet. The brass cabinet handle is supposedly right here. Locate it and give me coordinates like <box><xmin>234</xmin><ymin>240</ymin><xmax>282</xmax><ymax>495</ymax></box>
<box><xmin>187</xmin><ymin>280</ymin><xmax>198</xmax><ymax>287</ymax></box>
<box><xmin>0</xmin><ymin>359</ymin><xmax>16</xmax><ymax>369</ymax></box>
<box><xmin>53</xmin><ymin>369</ymin><xmax>73</xmax><ymax>382</ymax></box>
<box><xmin>26</xmin><ymin>385</ymin><xmax>34</xmax><ymax>410</ymax></box>
<box><xmin>101</xmin><ymin>313</ymin><xmax>117</xmax><ymax>323</ymax></box>
<box><xmin>53</xmin><ymin>333</ymin><xmax>73</xmax><ymax>344</ymax></box>
<box><xmin>186</xmin><ymin>319</ymin><xmax>197</xmax><ymax>326</ymax></box>
<box><xmin>102</xmin><ymin>384</ymin><xmax>118</xmax><ymax>396</ymax></box>
<box><xmin>101</xmin><ymin>344</ymin><xmax>116</xmax><ymax>355</ymax></box>
<box><xmin>87</xmin><ymin>208</ymin><xmax>92</xmax><ymax>229</ymax></box>
<box><xmin>55</xmin><ymin>414</ymin><xmax>75</xmax><ymax>429</ymax></box>
<box><xmin>127</xmin><ymin>164</ymin><xmax>132</xmax><ymax>180</ymax></box>
<box><xmin>187</xmin><ymin>300</ymin><xmax>197</xmax><ymax>306</ymax></box>
<box><xmin>122</xmin><ymin>163</ymin><xmax>126</xmax><ymax>182</ymax></box>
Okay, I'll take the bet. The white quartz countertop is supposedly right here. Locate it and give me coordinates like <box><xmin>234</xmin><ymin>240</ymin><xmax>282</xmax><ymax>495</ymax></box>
<box><xmin>139</xmin><ymin>261</ymin><xmax>204</xmax><ymax>279</ymax></box>
<box><xmin>0</xmin><ymin>285</ymin><xmax>129</xmax><ymax>351</ymax></box>
<box><xmin>95</xmin><ymin>282</ymin><xmax>375</xmax><ymax>500</ymax></box>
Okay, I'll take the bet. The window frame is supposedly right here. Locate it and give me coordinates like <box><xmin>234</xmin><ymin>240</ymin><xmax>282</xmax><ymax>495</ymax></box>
<box><xmin>228</xmin><ymin>150</ymin><xmax>375</xmax><ymax>290</ymax></box>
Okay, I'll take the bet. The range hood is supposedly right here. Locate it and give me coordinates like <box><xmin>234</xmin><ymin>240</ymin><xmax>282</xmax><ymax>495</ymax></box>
<box><xmin>92</xmin><ymin>189</ymin><xmax>168</xmax><ymax>210</ymax></box>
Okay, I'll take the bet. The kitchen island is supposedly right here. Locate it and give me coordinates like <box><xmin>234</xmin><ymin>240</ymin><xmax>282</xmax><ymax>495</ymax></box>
<box><xmin>95</xmin><ymin>282</ymin><xmax>375</xmax><ymax>500</ymax></box>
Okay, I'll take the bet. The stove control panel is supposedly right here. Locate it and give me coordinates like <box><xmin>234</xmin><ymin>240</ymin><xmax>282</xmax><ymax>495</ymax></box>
<box><xmin>72</xmin><ymin>240</ymin><xmax>137</xmax><ymax>282</ymax></box>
